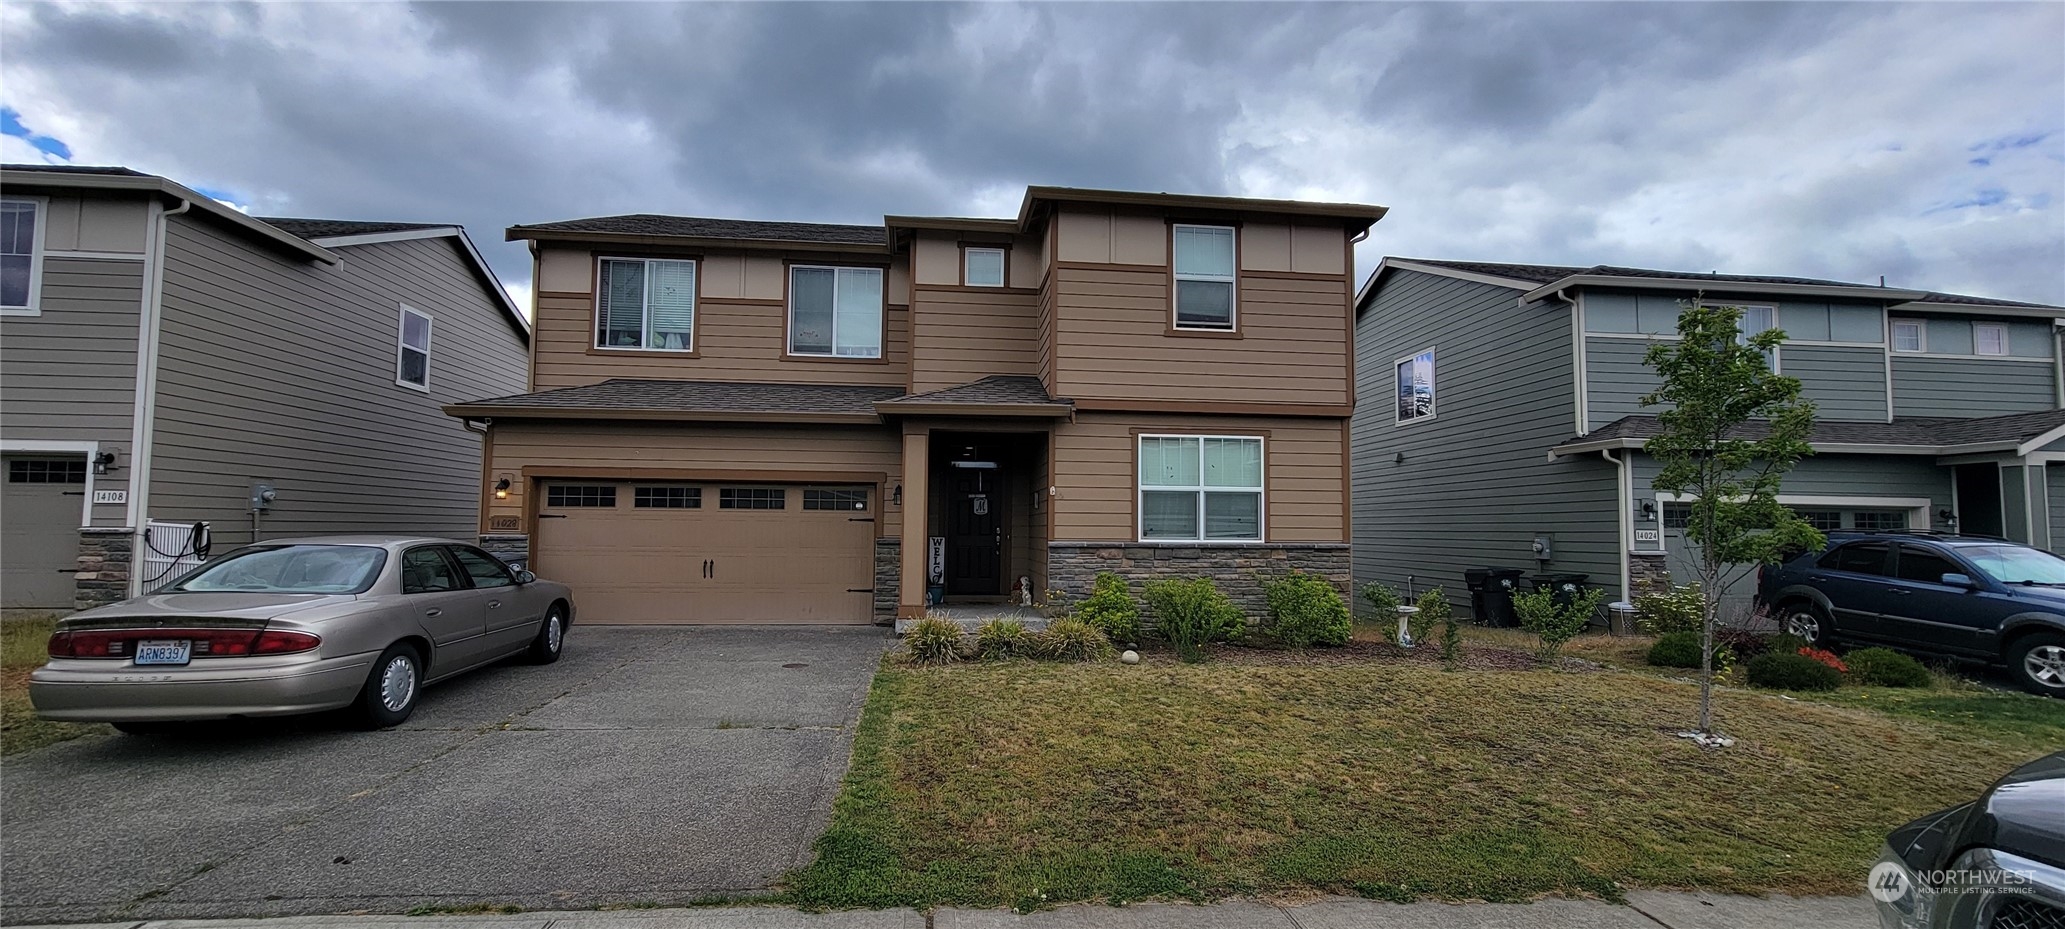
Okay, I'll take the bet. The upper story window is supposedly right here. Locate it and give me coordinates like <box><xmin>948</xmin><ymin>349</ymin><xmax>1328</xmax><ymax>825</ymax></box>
<box><xmin>963</xmin><ymin>247</ymin><xmax>1006</xmax><ymax>287</ymax></box>
<box><xmin>1</xmin><ymin>197</ymin><xmax>46</xmax><ymax>315</ymax></box>
<box><xmin>1172</xmin><ymin>224</ymin><xmax>1236</xmax><ymax>330</ymax></box>
<box><xmin>597</xmin><ymin>257</ymin><xmax>696</xmax><ymax>352</ymax></box>
<box><xmin>1395</xmin><ymin>349</ymin><xmax>1435</xmax><ymax>424</ymax></box>
<box><xmin>396</xmin><ymin>305</ymin><xmax>431</xmax><ymax>391</ymax></box>
<box><xmin>788</xmin><ymin>265</ymin><xmax>883</xmax><ymax>358</ymax></box>
<box><xmin>1891</xmin><ymin>318</ymin><xmax>1925</xmax><ymax>353</ymax></box>
<box><xmin>1138</xmin><ymin>435</ymin><xmax>1264</xmax><ymax>541</ymax></box>
<box><xmin>1975</xmin><ymin>323</ymin><xmax>2008</xmax><ymax>356</ymax></box>
<box><xmin>1732</xmin><ymin>304</ymin><xmax>1776</xmax><ymax>368</ymax></box>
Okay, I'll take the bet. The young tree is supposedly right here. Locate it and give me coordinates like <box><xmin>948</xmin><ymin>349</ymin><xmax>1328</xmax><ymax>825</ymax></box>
<box><xmin>1642</xmin><ymin>298</ymin><xmax>1825</xmax><ymax>741</ymax></box>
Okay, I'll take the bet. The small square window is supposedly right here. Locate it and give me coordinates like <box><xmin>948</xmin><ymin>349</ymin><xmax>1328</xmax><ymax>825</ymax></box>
<box><xmin>720</xmin><ymin>487</ymin><xmax>785</xmax><ymax>510</ymax></box>
<box><xmin>634</xmin><ymin>486</ymin><xmax>700</xmax><ymax>509</ymax></box>
<box><xmin>1891</xmin><ymin>318</ymin><xmax>1924</xmax><ymax>353</ymax></box>
<box><xmin>963</xmin><ymin>247</ymin><xmax>1005</xmax><ymax>288</ymax></box>
<box><xmin>545</xmin><ymin>485</ymin><xmax>616</xmax><ymax>508</ymax></box>
<box><xmin>1661</xmin><ymin>503</ymin><xmax>1692</xmax><ymax>531</ymax></box>
<box><xmin>803</xmin><ymin>489</ymin><xmax>868</xmax><ymax>511</ymax></box>
<box><xmin>1974</xmin><ymin>323</ymin><xmax>2008</xmax><ymax>357</ymax></box>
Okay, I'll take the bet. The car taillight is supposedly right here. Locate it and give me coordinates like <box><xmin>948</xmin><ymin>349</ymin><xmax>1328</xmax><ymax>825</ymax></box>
<box><xmin>47</xmin><ymin>628</ymin><xmax>320</xmax><ymax>658</ymax></box>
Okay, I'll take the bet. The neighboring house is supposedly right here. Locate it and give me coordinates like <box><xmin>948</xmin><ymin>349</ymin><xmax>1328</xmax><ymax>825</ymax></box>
<box><xmin>446</xmin><ymin>187</ymin><xmax>1384</xmax><ymax>624</ymax></box>
<box><xmin>0</xmin><ymin>164</ymin><xmax>530</xmax><ymax>611</ymax></box>
<box><xmin>1351</xmin><ymin>258</ymin><xmax>2065</xmax><ymax>617</ymax></box>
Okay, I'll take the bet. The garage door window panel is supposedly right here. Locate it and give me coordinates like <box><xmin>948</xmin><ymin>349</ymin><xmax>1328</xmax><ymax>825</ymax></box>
<box><xmin>634</xmin><ymin>486</ymin><xmax>701</xmax><ymax>509</ymax></box>
<box><xmin>547</xmin><ymin>485</ymin><xmax>617</xmax><ymax>508</ymax></box>
<box><xmin>721</xmin><ymin>488</ymin><xmax>786</xmax><ymax>510</ymax></box>
<box><xmin>8</xmin><ymin>458</ymin><xmax>85</xmax><ymax>484</ymax></box>
<box><xmin>803</xmin><ymin>489</ymin><xmax>868</xmax><ymax>511</ymax></box>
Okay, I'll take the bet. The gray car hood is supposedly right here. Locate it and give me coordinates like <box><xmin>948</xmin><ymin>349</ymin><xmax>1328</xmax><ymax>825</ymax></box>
<box><xmin>61</xmin><ymin>592</ymin><xmax>356</xmax><ymax>626</ymax></box>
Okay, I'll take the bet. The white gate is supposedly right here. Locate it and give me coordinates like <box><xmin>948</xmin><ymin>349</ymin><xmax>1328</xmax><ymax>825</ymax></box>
<box><xmin>140</xmin><ymin>520</ymin><xmax>210</xmax><ymax>593</ymax></box>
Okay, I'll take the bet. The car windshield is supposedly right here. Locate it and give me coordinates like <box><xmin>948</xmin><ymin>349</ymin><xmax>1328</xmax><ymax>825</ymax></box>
<box><xmin>1961</xmin><ymin>545</ymin><xmax>2065</xmax><ymax>585</ymax></box>
<box><xmin>166</xmin><ymin>545</ymin><xmax>387</xmax><ymax>594</ymax></box>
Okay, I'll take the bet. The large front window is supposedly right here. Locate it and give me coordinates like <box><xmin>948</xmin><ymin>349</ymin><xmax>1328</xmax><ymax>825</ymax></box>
<box><xmin>597</xmin><ymin>257</ymin><xmax>696</xmax><ymax>351</ymax></box>
<box><xmin>1138</xmin><ymin>435</ymin><xmax>1263</xmax><ymax>541</ymax></box>
<box><xmin>1172</xmin><ymin>224</ymin><xmax>1236</xmax><ymax>330</ymax></box>
<box><xmin>788</xmin><ymin>265</ymin><xmax>884</xmax><ymax>358</ymax></box>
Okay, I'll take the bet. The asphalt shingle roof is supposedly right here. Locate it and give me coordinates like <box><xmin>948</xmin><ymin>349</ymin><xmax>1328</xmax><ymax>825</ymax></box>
<box><xmin>453</xmin><ymin>379</ymin><xmax>906</xmax><ymax>416</ymax></box>
<box><xmin>510</xmin><ymin>215</ymin><xmax>886</xmax><ymax>246</ymax></box>
<box><xmin>878</xmin><ymin>375</ymin><xmax>1064</xmax><ymax>407</ymax></box>
<box><xmin>1396</xmin><ymin>258</ymin><xmax>2058</xmax><ymax>310</ymax></box>
<box><xmin>3</xmin><ymin>163</ymin><xmax>154</xmax><ymax>177</ymax></box>
<box><xmin>1559</xmin><ymin>409</ymin><xmax>2065</xmax><ymax>452</ymax></box>
<box><xmin>257</xmin><ymin>218</ymin><xmax>454</xmax><ymax>239</ymax></box>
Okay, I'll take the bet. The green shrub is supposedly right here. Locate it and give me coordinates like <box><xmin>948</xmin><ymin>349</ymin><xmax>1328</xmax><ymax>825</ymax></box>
<box><xmin>1032</xmin><ymin>617</ymin><xmax>1114</xmax><ymax>662</ymax></box>
<box><xmin>1142</xmin><ymin>577</ymin><xmax>1246</xmax><ymax>662</ymax></box>
<box><xmin>1633</xmin><ymin>584</ymin><xmax>1704</xmax><ymax>634</ymax></box>
<box><xmin>973</xmin><ymin>618</ymin><xmax>1033</xmax><ymax>660</ymax></box>
<box><xmin>1417</xmin><ymin>588</ymin><xmax>1462</xmax><ymax>669</ymax></box>
<box><xmin>1262</xmin><ymin>573</ymin><xmax>1352</xmax><ymax>647</ymax></box>
<box><xmin>1647</xmin><ymin>630</ymin><xmax>1704</xmax><ymax>668</ymax></box>
<box><xmin>1845</xmin><ymin>647</ymin><xmax>1931</xmax><ymax>688</ymax></box>
<box><xmin>903</xmin><ymin>614</ymin><xmax>965</xmax><ymax>666</ymax></box>
<box><xmin>1766</xmin><ymin>633</ymin><xmax>1812</xmax><ymax>655</ymax></box>
<box><xmin>1360</xmin><ymin>582</ymin><xmax>1402</xmax><ymax>624</ymax></box>
<box><xmin>1514</xmin><ymin>585</ymin><xmax>1606</xmax><ymax>664</ymax></box>
<box><xmin>1074</xmin><ymin>572</ymin><xmax>1141</xmax><ymax>645</ymax></box>
<box><xmin>1745</xmin><ymin>652</ymin><xmax>1843</xmax><ymax>691</ymax></box>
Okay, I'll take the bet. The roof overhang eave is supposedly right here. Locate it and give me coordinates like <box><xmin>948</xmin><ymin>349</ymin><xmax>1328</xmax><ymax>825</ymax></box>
<box><xmin>441</xmin><ymin>405</ymin><xmax>882</xmax><ymax>425</ymax></box>
<box><xmin>1520</xmin><ymin>275</ymin><xmax>1930</xmax><ymax>305</ymax></box>
<box><xmin>1545</xmin><ymin>436</ymin><xmax>1997</xmax><ymax>460</ymax></box>
<box><xmin>873</xmin><ymin>401</ymin><xmax>1074</xmax><ymax>418</ymax></box>
<box><xmin>504</xmin><ymin>227</ymin><xmax>891</xmax><ymax>255</ymax></box>
<box><xmin>2</xmin><ymin>169</ymin><xmax>339</xmax><ymax>265</ymax></box>
<box><xmin>1017</xmin><ymin>186</ymin><xmax>1387</xmax><ymax>234</ymax></box>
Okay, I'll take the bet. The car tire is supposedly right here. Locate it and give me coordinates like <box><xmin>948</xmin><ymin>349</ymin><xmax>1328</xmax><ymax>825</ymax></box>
<box><xmin>1780</xmin><ymin>602</ymin><xmax>1832</xmax><ymax>646</ymax></box>
<box><xmin>2007</xmin><ymin>632</ymin><xmax>2065</xmax><ymax>698</ymax></box>
<box><xmin>526</xmin><ymin>605</ymin><xmax>567</xmax><ymax>665</ymax></box>
<box><xmin>354</xmin><ymin>643</ymin><xmax>423</xmax><ymax>729</ymax></box>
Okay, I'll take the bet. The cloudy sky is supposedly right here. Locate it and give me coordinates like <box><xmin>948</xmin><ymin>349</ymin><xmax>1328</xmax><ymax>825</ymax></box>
<box><xmin>3</xmin><ymin>1</ymin><xmax>2061</xmax><ymax>309</ymax></box>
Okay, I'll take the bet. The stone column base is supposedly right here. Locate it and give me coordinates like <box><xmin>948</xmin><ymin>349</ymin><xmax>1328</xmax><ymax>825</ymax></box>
<box><xmin>873</xmin><ymin>538</ymin><xmax>900</xmax><ymax>623</ymax></box>
<box><xmin>75</xmin><ymin>528</ymin><xmax>135</xmax><ymax>611</ymax></box>
<box><xmin>478</xmin><ymin>534</ymin><xmax>531</xmax><ymax>559</ymax></box>
<box><xmin>1629</xmin><ymin>551</ymin><xmax>1672</xmax><ymax>601</ymax></box>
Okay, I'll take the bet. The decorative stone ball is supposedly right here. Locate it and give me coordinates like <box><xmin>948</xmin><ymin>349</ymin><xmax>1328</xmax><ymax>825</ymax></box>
<box><xmin>1120</xmin><ymin>650</ymin><xmax>1140</xmax><ymax>665</ymax></box>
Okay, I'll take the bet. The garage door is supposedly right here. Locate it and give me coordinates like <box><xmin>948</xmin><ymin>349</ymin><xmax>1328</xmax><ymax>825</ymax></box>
<box><xmin>1661</xmin><ymin>502</ymin><xmax>1916</xmax><ymax>621</ymax></box>
<box><xmin>2</xmin><ymin>456</ymin><xmax>86</xmax><ymax>610</ymax></box>
<box><xmin>533</xmin><ymin>481</ymin><xmax>877</xmax><ymax>624</ymax></box>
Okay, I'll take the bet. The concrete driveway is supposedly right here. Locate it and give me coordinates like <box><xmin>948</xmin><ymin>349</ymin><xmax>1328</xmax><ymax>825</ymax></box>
<box><xmin>0</xmin><ymin>625</ymin><xmax>891</xmax><ymax>925</ymax></box>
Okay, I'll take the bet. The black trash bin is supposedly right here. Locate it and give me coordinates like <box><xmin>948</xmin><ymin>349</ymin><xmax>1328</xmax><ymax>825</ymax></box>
<box><xmin>1529</xmin><ymin>573</ymin><xmax>1592</xmax><ymax>609</ymax></box>
<box><xmin>1465</xmin><ymin>567</ymin><xmax>1526</xmax><ymax>627</ymax></box>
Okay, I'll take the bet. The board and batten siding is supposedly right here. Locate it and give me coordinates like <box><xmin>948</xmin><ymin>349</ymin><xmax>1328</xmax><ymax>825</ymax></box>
<box><xmin>1785</xmin><ymin>345</ymin><xmax>1890</xmax><ymax>421</ymax></box>
<box><xmin>486</xmin><ymin>421</ymin><xmax>904</xmax><ymax>539</ymax></box>
<box><xmin>1048</xmin><ymin>412</ymin><xmax>1344</xmax><ymax>543</ymax></box>
<box><xmin>0</xmin><ymin>257</ymin><xmax>145</xmax><ymax>528</ymax></box>
<box><xmin>150</xmin><ymin>216</ymin><xmax>528</xmax><ymax>546</ymax></box>
<box><xmin>1353</xmin><ymin>270</ymin><xmax>1621</xmax><ymax>606</ymax></box>
<box><xmin>908</xmin><ymin>287</ymin><xmax>1039</xmax><ymax>393</ymax></box>
<box><xmin>1050</xmin><ymin>266</ymin><xmax>1350</xmax><ymax>407</ymax></box>
<box><xmin>1890</xmin><ymin>356</ymin><xmax>2057</xmax><ymax>418</ymax></box>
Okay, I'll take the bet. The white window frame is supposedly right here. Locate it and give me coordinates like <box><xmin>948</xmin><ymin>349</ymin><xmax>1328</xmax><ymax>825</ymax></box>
<box><xmin>1171</xmin><ymin>223</ymin><xmax>1237</xmax><ymax>331</ymax></box>
<box><xmin>1</xmin><ymin>195</ymin><xmax>49</xmax><ymax>316</ymax></box>
<box><xmin>786</xmin><ymin>264</ymin><xmax>884</xmax><ymax>359</ymax></box>
<box><xmin>1394</xmin><ymin>348</ymin><xmax>1436</xmax><ymax>426</ymax></box>
<box><xmin>1727</xmin><ymin>303</ymin><xmax>1779</xmax><ymax>371</ymax></box>
<box><xmin>963</xmin><ymin>246</ymin><xmax>1006</xmax><ymax>288</ymax></box>
<box><xmin>1136</xmin><ymin>434</ymin><xmax>1266</xmax><ymax>543</ymax></box>
<box><xmin>395</xmin><ymin>304</ymin><xmax>432</xmax><ymax>391</ymax></box>
<box><xmin>593</xmin><ymin>256</ymin><xmax>698</xmax><ymax>353</ymax></box>
<box><xmin>1890</xmin><ymin>317</ymin><xmax>1925</xmax><ymax>353</ymax></box>
<box><xmin>1974</xmin><ymin>322</ymin><xmax>2009</xmax><ymax>357</ymax></box>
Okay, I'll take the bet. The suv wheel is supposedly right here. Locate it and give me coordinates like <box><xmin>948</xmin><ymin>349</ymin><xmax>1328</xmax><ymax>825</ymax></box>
<box><xmin>2008</xmin><ymin>632</ymin><xmax>2065</xmax><ymax>697</ymax></box>
<box><xmin>1781</xmin><ymin>603</ymin><xmax>1829</xmax><ymax>645</ymax></box>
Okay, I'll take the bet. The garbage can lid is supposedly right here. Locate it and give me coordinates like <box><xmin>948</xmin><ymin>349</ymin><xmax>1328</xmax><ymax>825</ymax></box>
<box><xmin>1608</xmin><ymin>601</ymin><xmax>1636</xmax><ymax>613</ymax></box>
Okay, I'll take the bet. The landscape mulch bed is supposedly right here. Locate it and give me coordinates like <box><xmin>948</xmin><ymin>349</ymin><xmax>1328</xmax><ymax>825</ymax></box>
<box><xmin>1128</xmin><ymin>636</ymin><xmax>1592</xmax><ymax>672</ymax></box>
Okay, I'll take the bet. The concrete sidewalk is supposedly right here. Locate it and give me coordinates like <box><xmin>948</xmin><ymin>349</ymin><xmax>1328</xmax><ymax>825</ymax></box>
<box><xmin>12</xmin><ymin>890</ymin><xmax>1878</xmax><ymax>929</ymax></box>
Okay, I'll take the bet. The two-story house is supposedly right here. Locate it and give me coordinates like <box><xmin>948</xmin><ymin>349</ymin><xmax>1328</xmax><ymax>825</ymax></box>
<box><xmin>1352</xmin><ymin>258</ymin><xmax>2065</xmax><ymax>618</ymax></box>
<box><xmin>0</xmin><ymin>164</ymin><xmax>530</xmax><ymax>611</ymax></box>
<box><xmin>445</xmin><ymin>187</ymin><xmax>1386</xmax><ymax>624</ymax></box>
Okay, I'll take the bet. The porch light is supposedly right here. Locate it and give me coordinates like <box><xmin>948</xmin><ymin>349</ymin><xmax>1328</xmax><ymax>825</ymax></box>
<box><xmin>1937</xmin><ymin>508</ymin><xmax>1956</xmax><ymax>528</ymax></box>
<box><xmin>92</xmin><ymin>452</ymin><xmax>116</xmax><ymax>475</ymax></box>
<box><xmin>493</xmin><ymin>477</ymin><xmax>511</xmax><ymax>500</ymax></box>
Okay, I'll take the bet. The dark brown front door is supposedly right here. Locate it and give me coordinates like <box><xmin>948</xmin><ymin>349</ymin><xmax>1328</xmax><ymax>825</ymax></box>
<box><xmin>945</xmin><ymin>469</ymin><xmax>1002</xmax><ymax>596</ymax></box>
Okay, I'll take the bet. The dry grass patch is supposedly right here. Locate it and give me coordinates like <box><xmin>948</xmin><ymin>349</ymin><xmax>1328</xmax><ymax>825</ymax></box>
<box><xmin>785</xmin><ymin>652</ymin><xmax>2061</xmax><ymax>910</ymax></box>
<box><xmin>1</xmin><ymin>614</ymin><xmax>105</xmax><ymax>755</ymax></box>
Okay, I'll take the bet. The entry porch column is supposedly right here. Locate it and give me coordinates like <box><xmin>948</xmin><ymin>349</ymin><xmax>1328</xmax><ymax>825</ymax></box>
<box><xmin>898</xmin><ymin>425</ymin><xmax>930</xmax><ymax>619</ymax></box>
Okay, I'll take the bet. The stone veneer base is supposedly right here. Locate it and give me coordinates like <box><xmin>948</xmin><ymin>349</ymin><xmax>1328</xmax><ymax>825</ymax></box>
<box><xmin>1046</xmin><ymin>541</ymin><xmax>1351</xmax><ymax>625</ymax></box>
<box><xmin>75</xmin><ymin>528</ymin><xmax>134</xmax><ymax>611</ymax></box>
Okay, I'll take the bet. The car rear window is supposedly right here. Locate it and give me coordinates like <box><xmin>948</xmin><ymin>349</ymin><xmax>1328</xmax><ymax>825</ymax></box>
<box><xmin>168</xmin><ymin>545</ymin><xmax>387</xmax><ymax>594</ymax></box>
<box><xmin>1818</xmin><ymin>541</ymin><xmax>1890</xmax><ymax>576</ymax></box>
<box><xmin>1894</xmin><ymin>546</ymin><xmax>1962</xmax><ymax>584</ymax></box>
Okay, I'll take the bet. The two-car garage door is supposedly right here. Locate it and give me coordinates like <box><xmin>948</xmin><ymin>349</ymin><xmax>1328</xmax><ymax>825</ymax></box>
<box><xmin>533</xmin><ymin>481</ymin><xmax>876</xmax><ymax>624</ymax></box>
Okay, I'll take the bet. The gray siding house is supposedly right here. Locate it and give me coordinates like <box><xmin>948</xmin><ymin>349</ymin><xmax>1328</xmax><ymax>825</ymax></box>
<box><xmin>1</xmin><ymin>165</ymin><xmax>530</xmax><ymax>611</ymax></box>
<box><xmin>1352</xmin><ymin>258</ymin><xmax>2065</xmax><ymax>617</ymax></box>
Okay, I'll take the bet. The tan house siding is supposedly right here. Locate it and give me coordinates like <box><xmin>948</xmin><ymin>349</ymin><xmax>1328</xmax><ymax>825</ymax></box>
<box><xmin>485</xmin><ymin>420</ymin><xmax>904</xmax><ymax>539</ymax></box>
<box><xmin>1049</xmin><ymin>266</ymin><xmax>1351</xmax><ymax>407</ymax></box>
<box><xmin>1036</xmin><ymin>264</ymin><xmax>1058</xmax><ymax>392</ymax></box>
<box><xmin>1048</xmin><ymin>412</ymin><xmax>1347</xmax><ymax>543</ymax></box>
<box><xmin>908</xmin><ymin>288</ymin><xmax>1040</xmax><ymax>393</ymax></box>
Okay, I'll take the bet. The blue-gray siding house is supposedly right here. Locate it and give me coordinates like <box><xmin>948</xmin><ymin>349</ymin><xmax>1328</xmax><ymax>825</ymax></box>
<box><xmin>1351</xmin><ymin>259</ymin><xmax>2065</xmax><ymax>619</ymax></box>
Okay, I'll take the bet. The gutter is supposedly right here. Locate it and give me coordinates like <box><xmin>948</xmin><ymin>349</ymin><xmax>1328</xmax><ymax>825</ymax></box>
<box><xmin>438</xmin><ymin>405</ymin><xmax>884</xmax><ymax>426</ymax></box>
<box><xmin>124</xmin><ymin>195</ymin><xmax>192</xmax><ymax>595</ymax></box>
<box><xmin>1519</xmin><ymin>274</ymin><xmax>1927</xmax><ymax>306</ymax></box>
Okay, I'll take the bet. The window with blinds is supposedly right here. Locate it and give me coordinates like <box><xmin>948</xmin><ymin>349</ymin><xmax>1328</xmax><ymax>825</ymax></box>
<box><xmin>596</xmin><ymin>257</ymin><xmax>696</xmax><ymax>351</ymax></box>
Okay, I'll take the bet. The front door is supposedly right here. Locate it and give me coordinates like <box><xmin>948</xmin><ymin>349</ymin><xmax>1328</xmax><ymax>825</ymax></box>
<box><xmin>945</xmin><ymin>469</ymin><xmax>1002</xmax><ymax>596</ymax></box>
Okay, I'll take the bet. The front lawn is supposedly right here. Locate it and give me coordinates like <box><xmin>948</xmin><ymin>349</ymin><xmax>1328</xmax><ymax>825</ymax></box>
<box><xmin>1</xmin><ymin>614</ymin><xmax>105</xmax><ymax>756</ymax></box>
<box><xmin>785</xmin><ymin>638</ymin><xmax>2062</xmax><ymax>910</ymax></box>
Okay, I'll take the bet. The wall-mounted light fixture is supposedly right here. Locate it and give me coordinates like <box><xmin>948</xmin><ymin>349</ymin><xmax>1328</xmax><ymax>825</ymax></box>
<box><xmin>1937</xmin><ymin>508</ymin><xmax>1957</xmax><ymax>528</ymax></box>
<box><xmin>1638</xmin><ymin>500</ymin><xmax>1657</xmax><ymax>521</ymax></box>
<box><xmin>1394</xmin><ymin>451</ymin><xmax>1406</xmax><ymax>464</ymax></box>
<box><xmin>891</xmin><ymin>484</ymin><xmax>902</xmax><ymax>506</ymax></box>
<box><xmin>493</xmin><ymin>477</ymin><xmax>511</xmax><ymax>500</ymax></box>
<box><xmin>92</xmin><ymin>452</ymin><xmax>116</xmax><ymax>476</ymax></box>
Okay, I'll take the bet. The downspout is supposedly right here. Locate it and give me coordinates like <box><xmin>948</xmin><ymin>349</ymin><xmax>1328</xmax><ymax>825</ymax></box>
<box><xmin>124</xmin><ymin>195</ymin><xmax>191</xmax><ymax>596</ymax></box>
<box><xmin>1603</xmin><ymin>448</ymin><xmax>1632</xmax><ymax>603</ymax></box>
<box><xmin>2053</xmin><ymin>323</ymin><xmax>2062</xmax><ymax>409</ymax></box>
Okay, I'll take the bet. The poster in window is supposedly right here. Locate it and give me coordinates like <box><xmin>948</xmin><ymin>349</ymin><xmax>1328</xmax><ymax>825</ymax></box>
<box><xmin>1396</xmin><ymin>350</ymin><xmax>1434</xmax><ymax>422</ymax></box>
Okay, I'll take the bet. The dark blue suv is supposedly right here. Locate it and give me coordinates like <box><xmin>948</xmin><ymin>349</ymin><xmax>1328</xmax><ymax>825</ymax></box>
<box><xmin>1757</xmin><ymin>532</ymin><xmax>2065</xmax><ymax>697</ymax></box>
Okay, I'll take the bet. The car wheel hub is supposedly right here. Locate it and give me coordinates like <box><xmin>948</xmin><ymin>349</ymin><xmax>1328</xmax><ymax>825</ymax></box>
<box><xmin>1785</xmin><ymin>611</ymin><xmax>1821</xmax><ymax>642</ymax></box>
<box><xmin>380</xmin><ymin>656</ymin><xmax>417</xmax><ymax>712</ymax></box>
<box><xmin>2026</xmin><ymin>645</ymin><xmax>2065</xmax><ymax>688</ymax></box>
<box><xmin>546</xmin><ymin>614</ymin><xmax>563</xmax><ymax>652</ymax></box>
